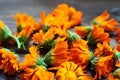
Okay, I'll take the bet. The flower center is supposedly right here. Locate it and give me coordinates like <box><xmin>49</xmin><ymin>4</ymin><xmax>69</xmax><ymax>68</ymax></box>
<box><xmin>65</xmin><ymin>71</ymin><xmax>77</xmax><ymax>80</ymax></box>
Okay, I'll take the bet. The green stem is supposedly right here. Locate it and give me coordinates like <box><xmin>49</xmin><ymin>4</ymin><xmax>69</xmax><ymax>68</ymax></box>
<box><xmin>10</xmin><ymin>35</ymin><xmax>21</xmax><ymax>49</ymax></box>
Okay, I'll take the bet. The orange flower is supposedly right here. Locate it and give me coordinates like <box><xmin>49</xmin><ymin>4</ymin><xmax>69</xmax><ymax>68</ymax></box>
<box><xmin>69</xmin><ymin>38</ymin><xmax>92</xmax><ymax>69</ymax></box>
<box><xmin>19</xmin><ymin>66</ymin><xmax>54</xmax><ymax>80</ymax></box>
<box><xmin>0</xmin><ymin>48</ymin><xmax>19</xmax><ymax>75</ymax></box>
<box><xmin>56</xmin><ymin>61</ymin><xmax>93</xmax><ymax>80</ymax></box>
<box><xmin>92</xmin><ymin>10</ymin><xmax>118</xmax><ymax>31</ymax></box>
<box><xmin>116</xmin><ymin>28</ymin><xmax>120</xmax><ymax>43</ymax></box>
<box><xmin>87</xmin><ymin>26</ymin><xmax>110</xmax><ymax>44</ymax></box>
<box><xmin>108</xmin><ymin>68</ymin><xmax>120</xmax><ymax>80</ymax></box>
<box><xmin>94</xmin><ymin>42</ymin><xmax>114</xmax><ymax>57</ymax></box>
<box><xmin>94</xmin><ymin>55</ymin><xmax>114</xmax><ymax>79</ymax></box>
<box><xmin>20</xmin><ymin>46</ymin><xmax>46</xmax><ymax>71</ymax></box>
<box><xmin>74</xmin><ymin>26</ymin><xmax>92</xmax><ymax>38</ymax></box>
<box><xmin>12</xmin><ymin>13</ymin><xmax>35</xmax><ymax>32</ymax></box>
<box><xmin>43</xmin><ymin>37</ymin><xmax>69</xmax><ymax>67</ymax></box>
<box><xmin>40</xmin><ymin>4</ymin><xmax>82</xmax><ymax>30</ymax></box>
<box><xmin>0</xmin><ymin>20</ymin><xmax>21</xmax><ymax>48</ymax></box>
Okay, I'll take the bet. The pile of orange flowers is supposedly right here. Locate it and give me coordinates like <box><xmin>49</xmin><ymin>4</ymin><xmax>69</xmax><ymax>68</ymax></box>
<box><xmin>0</xmin><ymin>3</ymin><xmax>120</xmax><ymax>80</ymax></box>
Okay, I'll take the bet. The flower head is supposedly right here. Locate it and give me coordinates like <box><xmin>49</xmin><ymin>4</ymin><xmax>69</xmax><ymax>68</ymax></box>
<box><xmin>74</xmin><ymin>26</ymin><xmax>92</xmax><ymax>38</ymax></box>
<box><xmin>12</xmin><ymin>13</ymin><xmax>35</xmax><ymax>32</ymax></box>
<box><xmin>92</xmin><ymin>10</ymin><xmax>118</xmax><ymax>31</ymax></box>
<box><xmin>69</xmin><ymin>38</ymin><xmax>92</xmax><ymax>69</ymax></box>
<box><xmin>43</xmin><ymin>37</ymin><xmax>69</xmax><ymax>67</ymax></box>
<box><xmin>20</xmin><ymin>46</ymin><xmax>46</xmax><ymax>71</ymax></box>
<box><xmin>56</xmin><ymin>61</ymin><xmax>93</xmax><ymax>80</ymax></box>
<box><xmin>87</xmin><ymin>26</ymin><xmax>111</xmax><ymax>44</ymax></box>
<box><xmin>0</xmin><ymin>48</ymin><xmax>19</xmax><ymax>75</ymax></box>
<box><xmin>19</xmin><ymin>66</ymin><xmax>54</xmax><ymax>80</ymax></box>
<box><xmin>94</xmin><ymin>42</ymin><xmax>114</xmax><ymax>57</ymax></box>
<box><xmin>94</xmin><ymin>55</ymin><xmax>114</xmax><ymax>79</ymax></box>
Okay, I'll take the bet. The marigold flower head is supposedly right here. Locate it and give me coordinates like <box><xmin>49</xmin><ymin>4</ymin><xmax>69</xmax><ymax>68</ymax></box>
<box><xmin>0</xmin><ymin>48</ymin><xmax>19</xmax><ymax>75</ymax></box>
<box><xmin>56</xmin><ymin>61</ymin><xmax>93</xmax><ymax>80</ymax></box>
<box><xmin>19</xmin><ymin>66</ymin><xmax>54</xmax><ymax>80</ymax></box>
<box><xmin>92</xmin><ymin>10</ymin><xmax>118</xmax><ymax>31</ymax></box>
<box><xmin>43</xmin><ymin>37</ymin><xmax>69</xmax><ymax>67</ymax></box>
<box><xmin>12</xmin><ymin>13</ymin><xmax>35</xmax><ymax>32</ymax></box>
<box><xmin>20</xmin><ymin>46</ymin><xmax>47</xmax><ymax>71</ymax></box>
<box><xmin>0</xmin><ymin>20</ymin><xmax>21</xmax><ymax>48</ymax></box>
<box><xmin>74</xmin><ymin>26</ymin><xmax>93</xmax><ymax>38</ymax></box>
<box><xmin>94</xmin><ymin>55</ymin><xmax>114</xmax><ymax>79</ymax></box>
<box><xmin>40</xmin><ymin>4</ymin><xmax>82</xmax><ymax>30</ymax></box>
<box><xmin>94</xmin><ymin>42</ymin><xmax>114</xmax><ymax>57</ymax></box>
<box><xmin>69</xmin><ymin>38</ymin><xmax>92</xmax><ymax>68</ymax></box>
<box><xmin>87</xmin><ymin>26</ymin><xmax>111</xmax><ymax>44</ymax></box>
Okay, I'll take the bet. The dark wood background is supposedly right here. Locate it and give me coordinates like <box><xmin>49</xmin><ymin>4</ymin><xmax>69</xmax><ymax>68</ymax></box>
<box><xmin>0</xmin><ymin>0</ymin><xmax>120</xmax><ymax>80</ymax></box>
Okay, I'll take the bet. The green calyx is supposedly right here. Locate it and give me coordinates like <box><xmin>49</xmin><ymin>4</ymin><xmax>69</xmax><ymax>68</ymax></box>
<box><xmin>86</xmin><ymin>26</ymin><xmax>93</xmax><ymax>32</ymax></box>
<box><xmin>87</xmin><ymin>33</ymin><xmax>97</xmax><ymax>44</ymax></box>
<box><xmin>113</xmin><ymin>68</ymin><xmax>120</xmax><ymax>78</ymax></box>
<box><xmin>0</xmin><ymin>25</ymin><xmax>21</xmax><ymax>49</ymax></box>
<box><xmin>42</xmin><ymin>25</ymin><xmax>50</xmax><ymax>33</ymax></box>
<box><xmin>67</xmin><ymin>30</ymin><xmax>80</xmax><ymax>42</ymax></box>
<box><xmin>92</xmin><ymin>20</ymin><xmax>100</xmax><ymax>26</ymax></box>
<box><xmin>36</xmin><ymin>57</ymin><xmax>47</xmax><ymax>67</ymax></box>
<box><xmin>91</xmin><ymin>57</ymin><xmax>99</xmax><ymax>65</ymax></box>
<box><xmin>115</xmin><ymin>52</ymin><xmax>120</xmax><ymax>62</ymax></box>
<box><xmin>43</xmin><ymin>50</ymin><xmax>53</xmax><ymax>66</ymax></box>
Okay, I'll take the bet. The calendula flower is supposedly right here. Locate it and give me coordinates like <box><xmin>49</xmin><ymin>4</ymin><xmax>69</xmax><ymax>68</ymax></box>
<box><xmin>20</xmin><ymin>46</ymin><xmax>47</xmax><ymax>71</ymax></box>
<box><xmin>69</xmin><ymin>38</ymin><xmax>92</xmax><ymax>69</ymax></box>
<box><xmin>40</xmin><ymin>4</ymin><xmax>82</xmax><ymax>30</ymax></box>
<box><xmin>92</xmin><ymin>10</ymin><xmax>118</xmax><ymax>31</ymax></box>
<box><xmin>43</xmin><ymin>37</ymin><xmax>69</xmax><ymax>67</ymax></box>
<box><xmin>93</xmin><ymin>55</ymin><xmax>114</xmax><ymax>79</ymax></box>
<box><xmin>56</xmin><ymin>61</ymin><xmax>93</xmax><ymax>80</ymax></box>
<box><xmin>32</xmin><ymin>28</ymin><xmax>55</xmax><ymax>50</ymax></box>
<box><xmin>16</xmin><ymin>27</ymin><xmax>33</xmax><ymax>50</ymax></box>
<box><xmin>94</xmin><ymin>42</ymin><xmax>114</xmax><ymax>57</ymax></box>
<box><xmin>0</xmin><ymin>48</ymin><xmax>19</xmax><ymax>75</ymax></box>
<box><xmin>74</xmin><ymin>26</ymin><xmax>93</xmax><ymax>38</ymax></box>
<box><xmin>0</xmin><ymin>20</ymin><xmax>21</xmax><ymax>48</ymax></box>
<box><xmin>19</xmin><ymin>66</ymin><xmax>54</xmax><ymax>80</ymax></box>
<box><xmin>12</xmin><ymin>13</ymin><xmax>35</xmax><ymax>32</ymax></box>
<box><xmin>87</xmin><ymin>26</ymin><xmax>110</xmax><ymax>44</ymax></box>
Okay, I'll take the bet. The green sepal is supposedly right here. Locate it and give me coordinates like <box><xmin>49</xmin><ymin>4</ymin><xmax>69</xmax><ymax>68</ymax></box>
<box><xmin>89</xmin><ymin>51</ymin><xmax>94</xmax><ymax>60</ymax></box>
<box><xmin>42</xmin><ymin>25</ymin><xmax>50</xmax><ymax>33</ymax></box>
<box><xmin>67</xmin><ymin>30</ymin><xmax>80</xmax><ymax>42</ymax></box>
<box><xmin>86</xmin><ymin>26</ymin><xmax>93</xmax><ymax>32</ymax></box>
<box><xmin>43</xmin><ymin>50</ymin><xmax>53</xmax><ymax>66</ymax></box>
<box><xmin>115</xmin><ymin>52</ymin><xmax>120</xmax><ymax>62</ymax></box>
<box><xmin>87</xmin><ymin>33</ymin><xmax>97</xmax><ymax>44</ymax></box>
<box><xmin>113</xmin><ymin>68</ymin><xmax>120</xmax><ymax>78</ymax></box>
<box><xmin>92</xmin><ymin>20</ymin><xmax>100</xmax><ymax>26</ymax></box>
<box><xmin>91</xmin><ymin>57</ymin><xmax>99</xmax><ymax>65</ymax></box>
<box><xmin>36</xmin><ymin>57</ymin><xmax>47</xmax><ymax>67</ymax></box>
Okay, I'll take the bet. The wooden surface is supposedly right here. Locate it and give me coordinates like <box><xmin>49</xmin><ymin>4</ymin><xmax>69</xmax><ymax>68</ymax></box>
<box><xmin>0</xmin><ymin>0</ymin><xmax>120</xmax><ymax>80</ymax></box>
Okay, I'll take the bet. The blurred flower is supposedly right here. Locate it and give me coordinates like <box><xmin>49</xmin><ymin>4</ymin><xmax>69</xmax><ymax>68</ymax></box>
<box><xmin>43</xmin><ymin>37</ymin><xmax>69</xmax><ymax>67</ymax></box>
<box><xmin>74</xmin><ymin>26</ymin><xmax>92</xmax><ymax>38</ymax></box>
<box><xmin>56</xmin><ymin>61</ymin><xmax>93</xmax><ymax>80</ymax></box>
<box><xmin>12</xmin><ymin>13</ymin><xmax>35</xmax><ymax>32</ymax></box>
<box><xmin>0</xmin><ymin>20</ymin><xmax>21</xmax><ymax>48</ymax></box>
<box><xmin>92</xmin><ymin>10</ymin><xmax>118</xmax><ymax>31</ymax></box>
<box><xmin>20</xmin><ymin>46</ymin><xmax>47</xmax><ymax>71</ymax></box>
<box><xmin>93</xmin><ymin>55</ymin><xmax>114</xmax><ymax>79</ymax></box>
<box><xmin>40</xmin><ymin>4</ymin><xmax>82</xmax><ymax>30</ymax></box>
<box><xmin>87</xmin><ymin>26</ymin><xmax>110</xmax><ymax>44</ymax></box>
<box><xmin>69</xmin><ymin>38</ymin><xmax>92</xmax><ymax>69</ymax></box>
<box><xmin>0</xmin><ymin>48</ymin><xmax>19</xmax><ymax>75</ymax></box>
<box><xmin>19</xmin><ymin>66</ymin><xmax>54</xmax><ymax>80</ymax></box>
<box><xmin>94</xmin><ymin>42</ymin><xmax>114</xmax><ymax>57</ymax></box>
